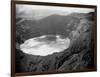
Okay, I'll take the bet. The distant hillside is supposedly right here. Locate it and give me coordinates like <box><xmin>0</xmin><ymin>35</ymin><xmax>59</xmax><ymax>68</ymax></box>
<box><xmin>16</xmin><ymin>13</ymin><xmax>83</xmax><ymax>42</ymax></box>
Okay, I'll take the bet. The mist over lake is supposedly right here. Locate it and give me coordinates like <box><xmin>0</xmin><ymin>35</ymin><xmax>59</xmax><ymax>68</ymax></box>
<box><xmin>20</xmin><ymin>35</ymin><xmax>70</xmax><ymax>56</ymax></box>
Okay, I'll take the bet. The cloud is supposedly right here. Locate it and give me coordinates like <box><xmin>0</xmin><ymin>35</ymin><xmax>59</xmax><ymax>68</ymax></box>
<box><xmin>16</xmin><ymin>4</ymin><xmax>94</xmax><ymax>20</ymax></box>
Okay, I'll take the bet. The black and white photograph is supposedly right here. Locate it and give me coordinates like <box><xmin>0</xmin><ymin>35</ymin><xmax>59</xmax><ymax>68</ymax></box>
<box><xmin>12</xmin><ymin>1</ymin><xmax>97</xmax><ymax>76</ymax></box>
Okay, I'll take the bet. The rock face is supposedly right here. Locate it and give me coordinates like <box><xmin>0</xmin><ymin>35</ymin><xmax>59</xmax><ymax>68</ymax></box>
<box><xmin>16</xmin><ymin>13</ymin><xmax>96</xmax><ymax>73</ymax></box>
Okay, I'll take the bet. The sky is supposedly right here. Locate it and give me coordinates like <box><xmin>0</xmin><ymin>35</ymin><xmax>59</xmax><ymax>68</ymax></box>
<box><xmin>16</xmin><ymin>4</ymin><xmax>95</xmax><ymax>20</ymax></box>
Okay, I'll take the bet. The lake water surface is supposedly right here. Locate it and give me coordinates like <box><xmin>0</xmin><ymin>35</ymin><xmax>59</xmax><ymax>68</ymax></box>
<box><xmin>20</xmin><ymin>35</ymin><xmax>70</xmax><ymax>56</ymax></box>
